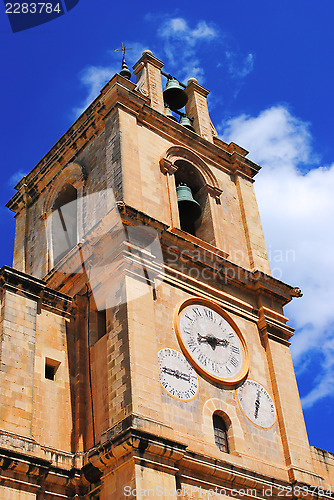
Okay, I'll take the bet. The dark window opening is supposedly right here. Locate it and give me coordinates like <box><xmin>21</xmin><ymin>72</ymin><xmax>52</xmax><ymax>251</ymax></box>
<box><xmin>45</xmin><ymin>358</ymin><xmax>60</xmax><ymax>381</ymax></box>
<box><xmin>213</xmin><ymin>413</ymin><xmax>229</xmax><ymax>453</ymax></box>
<box><xmin>97</xmin><ymin>309</ymin><xmax>107</xmax><ymax>340</ymax></box>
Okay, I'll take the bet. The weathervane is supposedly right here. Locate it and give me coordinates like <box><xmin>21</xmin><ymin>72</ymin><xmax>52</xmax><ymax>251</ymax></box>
<box><xmin>114</xmin><ymin>42</ymin><xmax>132</xmax><ymax>80</ymax></box>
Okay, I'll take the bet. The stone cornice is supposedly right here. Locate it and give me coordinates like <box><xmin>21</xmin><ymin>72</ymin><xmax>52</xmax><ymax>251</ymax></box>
<box><xmin>84</xmin><ymin>415</ymin><xmax>187</xmax><ymax>483</ymax></box>
<box><xmin>82</xmin><ymin>414</ymin><xmax>327</xmax><ymax>498</ymax></box>
<box><xmin>231</xmin><ymin>151</ymin><xmax>262</xmax><ymax>181</ymax></box>
<box><xmin>0</xmin><ymin>447</ymin><xmax>87</xmax><ymax>497</ymax></box>
<box><xmin>0</xmin><ymin>265</ymin><xmax>72</xmax><ymax>314</ymax></box>
<box><xmin>161</xmin><ymin>228</ymin><xmax>301</xmax><ymax>307</ymax></box>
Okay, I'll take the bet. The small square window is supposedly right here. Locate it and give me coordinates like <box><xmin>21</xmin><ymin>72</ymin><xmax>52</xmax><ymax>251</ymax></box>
<box><xmin>45</xmin><ymin>358</ymin><xmax>60</xmax><ymax>381</ymax></box>
<box><xmin>97</xmin><ymin>310</ymin><xmax>107</xmax><ymax>340</ymax></box>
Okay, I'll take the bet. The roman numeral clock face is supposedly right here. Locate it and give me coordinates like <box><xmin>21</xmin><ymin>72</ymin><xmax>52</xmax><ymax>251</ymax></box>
<box><xmin>174</xmin><ymin>298</ymin><xmax>249</xmax><ymax>385</ymax></box>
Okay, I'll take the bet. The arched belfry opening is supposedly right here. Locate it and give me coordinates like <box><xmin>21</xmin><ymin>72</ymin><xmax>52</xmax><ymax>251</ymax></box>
<box><xmin>51</xmin><ymin>183</ymin><xmax>78</xmax><ymax>265</ymax></box>
<box><xmin>174</xmin><ymin>160</ymin><xmax>215</xmax><ymax>244</ymax></box>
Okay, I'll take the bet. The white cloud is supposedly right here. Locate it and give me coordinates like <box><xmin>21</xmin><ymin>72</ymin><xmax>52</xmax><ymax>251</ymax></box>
<box><xmin>73</xmin><ymin>65</ymin><xmax>118</xmax><ymax>117</ymax></box>
<box><xmin>73</xmin><ymin>15</ymin><xmax>253</xmax><ymax>116</ymax></box>
<box><xmin>301</xmin><ymin>373</ymin><xmax>334</xmax><ymax>409</ymax></box>
<box><xmin>221</xmin><ymin>106</ymin><xmax>334</xmax><ymax>408</ymax></box>
<box><xmin>160</xmin><ymin>17</ymin><xmax>217</xmax><ymax>45</ymax></box>
<box><xmin>8</xmin><ymin>170</ymin><xmax>27</xmax><ymax>187</ymax></box>
<box><xmin>158</xmin><ymin>17</ymin><xmax>218</xmax><ymax>82</ymax></box>
<box><xmin>225</xmin><ymin>51</ymin><xmax>254</xmax><ymax>79</ymax></box>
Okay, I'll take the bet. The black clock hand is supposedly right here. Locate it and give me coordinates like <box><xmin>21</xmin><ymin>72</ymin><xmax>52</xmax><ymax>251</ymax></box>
<box><xmin>197</xmin><ymin>333</ymin><xmax>230</xmax><ymax>350</ymax></box>
<box><xmin>162</xmin><ymin>367</ymin><xmax>191</xmax><ymax>382</ymax></box>
<box><xmin>254</xmin><ymin>390</ymin><xmax>261</xmax><ymax>419</ymax></box>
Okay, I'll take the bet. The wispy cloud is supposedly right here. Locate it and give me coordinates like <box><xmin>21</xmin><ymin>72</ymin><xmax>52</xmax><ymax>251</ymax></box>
<box><xmin>225</xmin><ymin>51</ymin><xmax>254</xmax><ymax>79</ymax></box>
<box><xmin>73</xmin><ymin>15</ymin><xmax>254</xmax><ymax>116</ymax></box>
<box><xmin>153</xmin><ymin>15</ymin><xmax>254</xmax><ymax>95</ymax></box>
<box><xmin>73</xmin><ymin>42</ymin><xmax>146</xmax><ymax>117</ymax></box>
<box><xmin>8</xmin><ymin>170</ymin><xmax>27</xmax><ymax>187</ymax></box>
<box><xmin>157</xmin><ymin>17</ymin><xmax>218</xmax><ymax>82</ymax></box>
<box><xmin>221</xmin><ymin>106</ymin><xmax>334</xmax><ymax>408</ymax></box>
<box><xmin>73</xmin><ymin>65</ymin><xmax>118</xmax><ymax>116</ymax></box>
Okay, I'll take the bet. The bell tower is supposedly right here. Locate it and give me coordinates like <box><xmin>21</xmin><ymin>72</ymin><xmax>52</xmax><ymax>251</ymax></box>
<box><xmin>1</xmin><ymin>50</ymin><xmax>333</xmax><ymax>499</ymax></box>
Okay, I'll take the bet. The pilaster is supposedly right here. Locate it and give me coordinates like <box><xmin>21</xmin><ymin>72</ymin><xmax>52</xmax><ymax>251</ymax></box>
<box><xmin>133</xmin><ymin>50</ymin><xmax>165</xmax><ymax>114</ymax></box>
<box><xmin>258</xmin><ymin>306</ymin><xmax>322</xmax><ymax>484</ymax></box>
<box><xmin>185</xmin><ymin>77</ymin><xmax>216</xmax><ymax>142</ymax></box>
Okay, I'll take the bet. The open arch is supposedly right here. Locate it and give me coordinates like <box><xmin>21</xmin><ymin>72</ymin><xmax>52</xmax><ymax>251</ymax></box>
<box><xmin>160</xmin><ymin>146</ymin><xmax>222</xmax><ymax>244</ymax></box>
<box><xmin>163</xmin><ymin>145</ymin><xmax>220</xmax><ymax>191</ymax></box>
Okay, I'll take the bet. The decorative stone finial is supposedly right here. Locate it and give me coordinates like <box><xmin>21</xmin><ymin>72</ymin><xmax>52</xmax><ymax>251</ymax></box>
<box><xmin>115</xmin><ymin>42</ymin><xmax>132</xmax><ymax>80</ymax></box>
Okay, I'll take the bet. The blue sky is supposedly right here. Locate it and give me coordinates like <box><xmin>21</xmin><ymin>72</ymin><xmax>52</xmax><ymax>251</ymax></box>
<box><xmin>1</xmin><ymin>1</ymin><xmax>334</xmax><ymax>453</ymax></box>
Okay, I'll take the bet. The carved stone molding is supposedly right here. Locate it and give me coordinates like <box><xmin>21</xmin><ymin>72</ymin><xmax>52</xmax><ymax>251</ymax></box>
<box><xmin>159</xmin><ymin>157</ymin><xmax>178</xmax><ymax>175</ymax></box>
<box><xmin>205</xmin><ymin>184</ymin><xmax>223</xmax><ymax>203</ymax></box>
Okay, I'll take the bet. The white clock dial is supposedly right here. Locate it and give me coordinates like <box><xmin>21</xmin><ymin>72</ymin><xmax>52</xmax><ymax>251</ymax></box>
<box><xmin>158</xmin><ymin>348</ymin><xmax>199</xmax><ymax>401</ymax></box>
<box><xmin>237</xmin><ymin>379</ymin><xmax>277</xmax><ymax>428</ymax></box>
<box><xmin>174</xmin><ymin>298</ymin><xmax>249</xmax><ymax>385</ymax></box>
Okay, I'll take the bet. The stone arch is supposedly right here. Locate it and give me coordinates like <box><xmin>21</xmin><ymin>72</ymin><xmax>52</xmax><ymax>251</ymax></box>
<box><xmin>43</xmin><ymin>162</ymin><xmax>86</xmax><ymax>216</ymax></box>
<box><xmin>203</xmin><ymin>398</ymin><xmax>244</xmax><ymax>455</ymax></box>
<box><xmin>161</xmin><ymin>145</ymin><xmax>222</xmax><ymax>200</ymax></box>
<box><xmin>160</xmin><ymin>146</ymin><xmax>222</xmax><ymax>243</ymax></box>
<box><xmin>43</xmin><ymin>162</ymin><xmax>86</xmax><ymax>271</ymax></box>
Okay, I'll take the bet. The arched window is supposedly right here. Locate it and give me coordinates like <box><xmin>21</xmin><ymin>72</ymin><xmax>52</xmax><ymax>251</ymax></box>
<box><xmin>52</xmin><ymin>183</ymin><xmax>78</xmax><ymax>265</ymax></box>
<box><xmin>212</xmin><ymin>412</ymin><xmax>229</xmax><ymax>453</ymax></box>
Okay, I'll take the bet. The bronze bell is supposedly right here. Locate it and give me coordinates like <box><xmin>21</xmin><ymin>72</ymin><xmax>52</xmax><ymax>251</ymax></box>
<box><xmin>163</xmin><ymin>78</ymin><xmax>188</xmax><ymax>110</ymax></box>
<box><xmin>176</xmin><ymin>184</ymin><xmax>202</xmax><ymax>222</ymax></box>
<box><xmin>164</xmin><ymin>104</ymin><xmax>178</xmax><ymax>121</ymax></box>
<box><xmin>179</xmin><ymin>115</ymin><xmax>195</xmax><ymax>132</ymax></box>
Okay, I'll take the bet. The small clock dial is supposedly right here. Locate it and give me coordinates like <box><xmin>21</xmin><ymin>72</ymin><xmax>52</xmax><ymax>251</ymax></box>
<box><xmin>174</xmin><ymin>298</ymin><xmax>249</xmax><ymax>385</ymax></box>
<box><xmin>158</xmin><ymin>348</ymin><xmax>199</xmax><ymax>401</ymax></box>
<box><xmin>237</xmin><ymin>379</ymin><xmax>277</xmax><ymax>428</ymax></box>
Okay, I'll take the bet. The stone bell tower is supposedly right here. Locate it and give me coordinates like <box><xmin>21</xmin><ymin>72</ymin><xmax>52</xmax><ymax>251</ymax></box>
<box><xmin>0</xmin><ymin>50</ymin><xmax>333</xmax><ymax>499</ymax></box>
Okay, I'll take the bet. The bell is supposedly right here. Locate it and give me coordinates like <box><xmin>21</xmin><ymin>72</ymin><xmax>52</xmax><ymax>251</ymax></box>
<box><xmin>179</xmin><ymin>115</ymin><xmax>195</xmax><ymax>132</ymax></box>
<box><xmin>176</xmin><ymin>184</ymin><xmax>202</xmax><ymax>222</ymax></box>
<box><xmin>164</xmin><ymin>105</ymin><xmax>178</xmax><ymax>121</ymax></box>
<box><xmin>163</xmin><ymin>78</ymin><xmax>188</xmax><ymax>110</ymax></box>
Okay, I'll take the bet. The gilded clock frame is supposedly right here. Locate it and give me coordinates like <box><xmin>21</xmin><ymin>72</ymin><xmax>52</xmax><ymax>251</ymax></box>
<box><xmin>173</xmin><ymin>297</ymin><xmax>249</xmax><ymax>385</ymax></box>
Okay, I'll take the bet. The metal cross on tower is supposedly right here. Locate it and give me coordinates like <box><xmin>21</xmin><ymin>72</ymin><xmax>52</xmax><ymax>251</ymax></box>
<box><xmin>114</xmin><ymin>42</ymin><xmax>132</xmax><ymax>80</ymax></box>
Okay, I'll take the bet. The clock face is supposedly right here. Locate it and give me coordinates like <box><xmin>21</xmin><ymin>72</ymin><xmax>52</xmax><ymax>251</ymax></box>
<box><xmin>237</xmin><ymin>379</ymin><xmax>277</xmax><ymax>428</ymax></box>
<box><xmin>174</xmin><ymin>298</ymin><xmax>249</xmax><ymax>385</ymax></box>
<box><xmin>158</xmin><ymin>348</ymin><xmax>199</xmax><ymax>401</ymax></box>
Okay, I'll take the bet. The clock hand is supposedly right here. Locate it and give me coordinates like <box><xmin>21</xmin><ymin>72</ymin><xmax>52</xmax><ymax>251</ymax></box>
<box><xmin>216</xmin><ymin>338</ymin><xmax>230</xmax><ymax>347</ymax></box>
<box><xmin>162</xmin><ymin>367</ymin><xmax>191</xmax><ymax>382</ymax></box>
<box><xmin>254</xmin><ymin>390</ymin><xmax>261</xmax><ymax>419</ymax></box>
<box><xmin>197</xmin><ymin>333</ymin><xmax>230</xmax><ymax>350</ymax></box>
